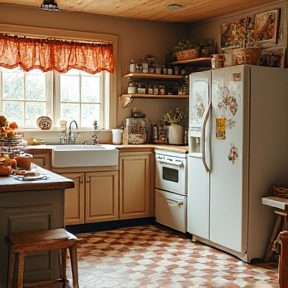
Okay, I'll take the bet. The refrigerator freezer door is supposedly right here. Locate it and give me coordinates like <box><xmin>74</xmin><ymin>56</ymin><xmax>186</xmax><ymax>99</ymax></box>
<box><xmin>187</xmin><ymin>155</ymin><xmax>210</xmax><ymax>238</ymax></box>
<box><xmin>210</xmin><ymin>65</ymin><xmax>249</xmax><ymax>253</ymax></box>
<box><xmin>188</xmin><ymin>70</ymin><xmax>211</xmax><ymax>238</ymax></box>
<box><xmin>189</xmin><ymin>71</ymin><xmax>211</xmax><ymax>131</ymax></box>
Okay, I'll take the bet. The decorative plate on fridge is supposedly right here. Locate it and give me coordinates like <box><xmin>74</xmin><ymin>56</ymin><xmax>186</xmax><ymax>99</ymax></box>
<box><xmin>37</xmin><ymin>116</ymin><xmax>52</xmax><ymax>130</ymax></box>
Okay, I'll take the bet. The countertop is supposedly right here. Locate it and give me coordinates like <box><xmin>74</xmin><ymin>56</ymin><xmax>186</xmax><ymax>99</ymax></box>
<box><xmin>25</xmin><ymin>144</ymin><xmax>189</xmax><ymax>153</ymax></box>
<box><xmin>0</xmin><ymin>164</ymin><xmax>74</xmax><ymax>193</ymax></box>
<box><xmin>262</xmin><ymin>196</ymin><xmax>288</xmax><ymax>211</ymax></box>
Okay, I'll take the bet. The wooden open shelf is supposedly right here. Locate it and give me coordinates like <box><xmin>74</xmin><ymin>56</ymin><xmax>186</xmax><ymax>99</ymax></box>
<box><xmin>120</xmin><ymin>94</ymin><xmax>188</xmax><ymax>107</ymax></box>
<box><xmin>172</xmin><ymin>57</ymin><xmax>212</xmax><ymax>66</ymax></box>
<box><xmin>124</xmin><ymin>73</ymin><xmax>183</xmax><ymax>79</ymax></box>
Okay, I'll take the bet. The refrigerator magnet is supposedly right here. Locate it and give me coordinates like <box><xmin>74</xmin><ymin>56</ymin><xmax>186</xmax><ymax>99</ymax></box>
<box><xmin>228</xmin><ymin>144</ymin><xmax>238</xmax><ymax>163</ymax></box>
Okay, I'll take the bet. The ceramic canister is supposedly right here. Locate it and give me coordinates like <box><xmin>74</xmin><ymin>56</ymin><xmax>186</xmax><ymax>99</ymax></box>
<box><xmin>15</xmin><ymin>154</ymin><xmax>33</xmax><ymax>170</ymax></box>
<box><xmin>168</xmin><ymin>124</ymin><xmax>183</xmax><ymax>145</ymax></box>
<box><xmin>112</xmin><ymin>129</ymin><xmax>123</xmax><ymax>144</ymax></box>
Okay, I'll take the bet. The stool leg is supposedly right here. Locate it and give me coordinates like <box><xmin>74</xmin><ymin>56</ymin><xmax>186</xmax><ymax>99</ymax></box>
<box><xmin>60</xmin><ymin>248</ymin><xmax>67</xmax><ymax>287</ymax></box>
<box><xmin>265</xmin><ymin>214</ymin><xmax>283</xmax><ymax>262</ymax></box>
<box><xmin>7</xmin><ymin>247</ymin><xmax>15</xmax><ymax>288</ymax></box>
<box><xmin>69</xmin><ymin>245</ymin><xmax>79</xmax><ymax>288</ymax></box>
<box><xmin>17</xmin><ymin>252</ymin><xmax>25</xmax><ymax>288</ymax></box>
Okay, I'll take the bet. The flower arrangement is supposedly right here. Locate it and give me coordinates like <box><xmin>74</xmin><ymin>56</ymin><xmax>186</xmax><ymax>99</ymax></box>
<box><xmin>164</xmin><ymin>107</ymin><xmax>188</xmax><ymax>127</ymax></box>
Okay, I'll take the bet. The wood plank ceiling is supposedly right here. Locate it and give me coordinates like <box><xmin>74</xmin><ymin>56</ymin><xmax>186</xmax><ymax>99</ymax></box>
<box><xmin>1</xmin><ymin>0</ymin><xmax>280</xmax><ymax>23</ymax></box>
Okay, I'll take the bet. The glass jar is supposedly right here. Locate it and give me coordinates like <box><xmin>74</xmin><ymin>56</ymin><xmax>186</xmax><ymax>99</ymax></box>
<box><xmin>153</xmin><ymin>83</ymin><xmax>159</xmax><ymax>95</ymax></box>
<box><xmin>148</xmin><ymin>84</ymin><xmax>154</xmax><ymax>95</ymax></box>
<box><xmin>211</xmin><ymin>54</ymin><xmax>225</xmax><ymax>69</ymax></box>
<box><xmin>127</xmin><ymin>81</ymin><xmax>136</xmax><ymax>94</ymax></box>
<box><xmin>159</xmin><ymin>85</ymin><xmax>165</xmax><ymax>95</ymax></box>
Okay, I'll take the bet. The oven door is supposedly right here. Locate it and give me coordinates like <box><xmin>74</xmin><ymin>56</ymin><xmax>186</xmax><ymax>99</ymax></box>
<box><xmin>155</xmin><ymin>189</ymin><xmax>187</xmax><ymax>233</ymax></box>
<box><xmin>155</xmin><ymin>156</ymin><xmax>186</xmax><ymax>194</ymax></box>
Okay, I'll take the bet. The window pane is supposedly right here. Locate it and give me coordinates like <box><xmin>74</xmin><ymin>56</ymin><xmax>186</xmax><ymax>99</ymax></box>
<box><xmin>60</xmin><ymin>75</ymin><xmax>79</xmax><ymax>102</ymax></box>
<box><xmin>61</xmin><ymin>103</ymin><xmax>79</xmax><ymax>124</ymax></box>
<box><xmin>2</xmin><ymin>68</ymin><xmax>24</xmax><ymax>100</ymax></box>
<box><xmin>2</xmin><ymin>102</ymin><xmax>24</xmax><ymax>125</ymax></box>
<box><xmin>26</xmin><ymin>70</ymin><xmax>46</xmax><ymax>101</ymax></box>
<box><xmin>82</xmin><ymin>75</ymin><xmax>100</xmax><ymax>102</ymax></box>
<box><xmin>81</xmin><ymin>104</ymin><xmax>100</xmax><ymax>127</ymax></box>
<box><xmin>26</xmin><ymin>102</ymin><xmax>47</xmax><ymax>127</ymax></box>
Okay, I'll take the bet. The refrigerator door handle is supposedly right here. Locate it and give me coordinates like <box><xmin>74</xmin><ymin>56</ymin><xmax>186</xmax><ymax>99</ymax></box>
<box><xmin>201</xmin><ymin>102</ymin><xmax>211</xmax><ymax>172</ymax></box>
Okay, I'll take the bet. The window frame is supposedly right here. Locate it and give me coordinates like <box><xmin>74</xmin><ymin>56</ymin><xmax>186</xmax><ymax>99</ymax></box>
<box><xmin>0</xmin><ymin>24</ymin><xmax>119</xmax><ymax>130</ymax></box>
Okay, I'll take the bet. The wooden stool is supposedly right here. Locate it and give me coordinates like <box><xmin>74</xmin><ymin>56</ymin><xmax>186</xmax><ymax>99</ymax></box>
<box><xmin>264</xmin><ymin>210</ymin><xmax>288</xmax><ymax>262</ymax></box>
<box><xmin>5</xmin><ymin>228</ymin><xmax>79</xmax><ymax>288</ymax></box>
<box><xmin>262</xmin><ymin>196</ymin><xmax>288</xmax><ymax>262</ymax></box>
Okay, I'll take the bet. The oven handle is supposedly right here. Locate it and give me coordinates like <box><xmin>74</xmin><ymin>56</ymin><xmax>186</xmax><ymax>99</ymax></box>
<box><xmin>164</xmin><ymin>196</ymin><xmax>184</xmax><ymax>206</ymax></box>
<box><xmin>201</xmin><ymin>102</ymin><xmax>211</xmax><ymax>172</ymax></box>
<box><xmin>156</xmin><ymin>160</ymin><xmax>184</xmax><ymax>167</ymax></box>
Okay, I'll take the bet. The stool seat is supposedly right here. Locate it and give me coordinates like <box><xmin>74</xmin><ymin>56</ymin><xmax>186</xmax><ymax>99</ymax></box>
<box><xmin>5</xmin><ymin>228</ymin><xmax>79</xmax><ymax>288</ymax></box>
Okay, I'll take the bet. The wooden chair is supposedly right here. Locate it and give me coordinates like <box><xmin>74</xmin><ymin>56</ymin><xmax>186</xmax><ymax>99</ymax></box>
<box><xmin>5</xmin><ymin>228</ymin><xmax>79</xmax><ymax>288</ymax></box>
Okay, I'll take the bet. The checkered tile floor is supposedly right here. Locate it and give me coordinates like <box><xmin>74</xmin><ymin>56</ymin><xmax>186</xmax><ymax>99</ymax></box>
<box><xmin>65</xmin><ymin>224</ymin><xmax>279</xmax><ymax>288</ymax></box>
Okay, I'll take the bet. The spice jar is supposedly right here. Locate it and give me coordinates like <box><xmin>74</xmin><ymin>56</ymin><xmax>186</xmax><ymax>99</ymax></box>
<box><xmin>211</xmin><ymin>54</ymin><xmax>225</xmax><ymax>69</ymax></box>
<box><xmin>128</xmin><ymin>81</ymin><xmax>137</xmax><ymax>94</ymax></box>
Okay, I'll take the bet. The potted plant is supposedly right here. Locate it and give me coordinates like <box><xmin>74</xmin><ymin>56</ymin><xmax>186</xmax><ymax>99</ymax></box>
<box><xmin>199</xmin><ymin>39</ymin><xmax>216</xmax><ymax>57</ymax></box>
<box><xmin>172</xmin><ymin>39</ymin><xmax>200</xmax><ymax>61</ymax></box>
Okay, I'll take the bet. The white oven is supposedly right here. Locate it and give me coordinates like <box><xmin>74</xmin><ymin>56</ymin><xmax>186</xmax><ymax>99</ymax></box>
<box><xmin>155</xmin><ymin>150</ymin><xmax>187</xmax><ymax>233</ymax></box>
<box><xmin>155</xmin><ymin>150</ymin><xmax>187</xmax><ymax>195</ymax></box>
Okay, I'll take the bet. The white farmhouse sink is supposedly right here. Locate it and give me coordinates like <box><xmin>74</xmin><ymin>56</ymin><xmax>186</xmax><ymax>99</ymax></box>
<box><xmin>51</xmin><ymin>144</ymin><xmax>119</xmax><ymax>167</ymax></box>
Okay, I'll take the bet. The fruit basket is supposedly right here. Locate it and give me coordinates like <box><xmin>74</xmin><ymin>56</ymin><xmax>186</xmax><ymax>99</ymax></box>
<box><xmin>273</xmin><ymin>185</ymin><xmax>288</xmax><ymax>198</ymax></box>
<box><xmin>232</xmin><ymin>48</ymin><xmax>262</xmax><ymax>65</ymax></box>
<box><xmin>175</xmin><ymin>48</ymin><xmax>200</xmax><ymax>61</ymax></box>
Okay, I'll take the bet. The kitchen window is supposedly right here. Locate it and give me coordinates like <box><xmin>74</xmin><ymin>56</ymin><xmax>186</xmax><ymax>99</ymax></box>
<box><xmin>0</xmin><ymin>24</ymin><xmax>118</xmax><ymax>129</ymax></box>
<box><xmin>0</xmin><ymin>67</ymin><xmax>109</xmax><ymax>129</ymax></box>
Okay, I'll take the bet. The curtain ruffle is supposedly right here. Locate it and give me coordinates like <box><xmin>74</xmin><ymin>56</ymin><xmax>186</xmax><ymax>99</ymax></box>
<box><xmin>0</xmin><ymin>34</ymin><xmax>114</xmax><ymax>74</ymax></box>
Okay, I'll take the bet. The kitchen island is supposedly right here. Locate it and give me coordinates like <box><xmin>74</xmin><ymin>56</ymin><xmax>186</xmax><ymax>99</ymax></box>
<box><xmin>0</xmin><ymin>164</ymin><xmax>74</xmax><ymax>287</ymax></box>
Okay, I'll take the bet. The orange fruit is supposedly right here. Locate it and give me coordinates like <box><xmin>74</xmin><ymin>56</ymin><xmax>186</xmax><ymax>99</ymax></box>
<box><xmin>9</xmin><ymin>121</ymin><xmax>18</xmax><ymax>130</ymax></box>
<box><xmin>5</xmin><ymin>129</ymin><xmax>15</xmax><ymax>137</ymax></box>
<box><xmin>0</xmin><ymin>115</ymin><xmax>7</xmax><ymax>127</ymax></box>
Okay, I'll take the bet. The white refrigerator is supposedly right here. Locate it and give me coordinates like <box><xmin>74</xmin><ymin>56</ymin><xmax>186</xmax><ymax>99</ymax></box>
<box><xmin>187</xmin><ymin>64</ymin><xmax>288</xmax><ymax>263</ymax></box>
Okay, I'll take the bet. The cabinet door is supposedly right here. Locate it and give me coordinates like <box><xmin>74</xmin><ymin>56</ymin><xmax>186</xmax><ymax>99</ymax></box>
<box><xmin>62</xmin><ymin>172</ymin><xmax>85</xmax><ymax>226</ymax></box>
<box><xmin>85</xmin><ymin>171</ymin><xmax>119</xmax><ymax>223</ymax></box>
<box><xmin>119</xmin><ymin>152</ymin><xmax>154</xmax><ymax>219</ymax></box>
<box><xmin>31</xmin><ymin>152</ymin><xmax>51</xmax><ymax>170</ymax></box>
<box><xmin>0</xmin><ymin>190</ymin><xmax>63</xmax><ymax>285</ymax></box>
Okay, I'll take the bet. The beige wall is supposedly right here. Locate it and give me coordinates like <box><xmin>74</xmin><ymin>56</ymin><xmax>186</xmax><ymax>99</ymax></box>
<box><xmin>1</xmin><ymin>1</ymin><xmax>286</xmax><ymax>129</ymax></box>
<box><xmin>0</xmin><ymin>4</ymin><xmax>190</xmax><ymax>128</ymax></box>
<box><xmin>188</xmin><ymin>0</ymin><xmax>287</xmax><ymax>61</ymax></box>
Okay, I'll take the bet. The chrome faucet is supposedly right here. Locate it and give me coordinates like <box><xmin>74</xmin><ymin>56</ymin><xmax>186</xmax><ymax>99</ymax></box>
<box><xmin>67</xmin><ymin>120</ymin><xmax>79</xmax><ymax>143</ymax></box>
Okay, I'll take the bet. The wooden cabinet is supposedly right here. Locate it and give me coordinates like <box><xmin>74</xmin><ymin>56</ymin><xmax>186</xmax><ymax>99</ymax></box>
<box><xmin>119</xmin><ymin>151</ymin><xmax>154</xmax><ymax>219</ymax></box>
<box><xmin>31</xmin><ymin>148</ymin><xmax>156</xmax><ymax>224</ymax></box>
<box><xmin>62</xmin><ymin>172</ymin><xmax>85</xmax><ymax>225</ymax></box>
<box><xmin>85</xmin><ymin>171</ymin><xmax>119</xmax><ymax>223</ymax></box>
<box><xmin>0</xmin><ymin>190</ymin><xmax>63</xmax><ymax>285</ymax></box>
<box><xmin>59</xmin><ymin>170</ymin><xmax>118</xmax><ymax>225</ymax></box>
<box><xmin>27</xmin><ymin>150</ymin><xmax>51</xmax><ymax>170</ymax></box>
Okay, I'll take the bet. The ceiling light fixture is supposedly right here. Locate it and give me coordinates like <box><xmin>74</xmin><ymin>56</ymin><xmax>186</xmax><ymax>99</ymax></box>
<box><xmin>39</xmin><ymin>0</ymin><xmax>59</xmax><ymax>11</ymax></box>
<box><xmin>166</xmin><ymin>4</ymin><xmax>184</xmax><ymax>11</ymax></box>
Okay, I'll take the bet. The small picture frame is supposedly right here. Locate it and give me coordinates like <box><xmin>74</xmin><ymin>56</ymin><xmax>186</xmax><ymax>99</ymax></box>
<box><xmin>253</xmin><ymin>9</ymin><xmax>279</xmax><ymax>44</ymax></box>
<box><xmin>257</xmin><ymin>48</ymin><xmax>284</xmax><ymax>67</ymax></box>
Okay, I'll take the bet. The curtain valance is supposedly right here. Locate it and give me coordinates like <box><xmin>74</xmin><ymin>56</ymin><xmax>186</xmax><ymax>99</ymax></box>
<box><xmin>0</xmin><ymin>34</ymin><xmax>114</xmax><ymax>74</ymax></box>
